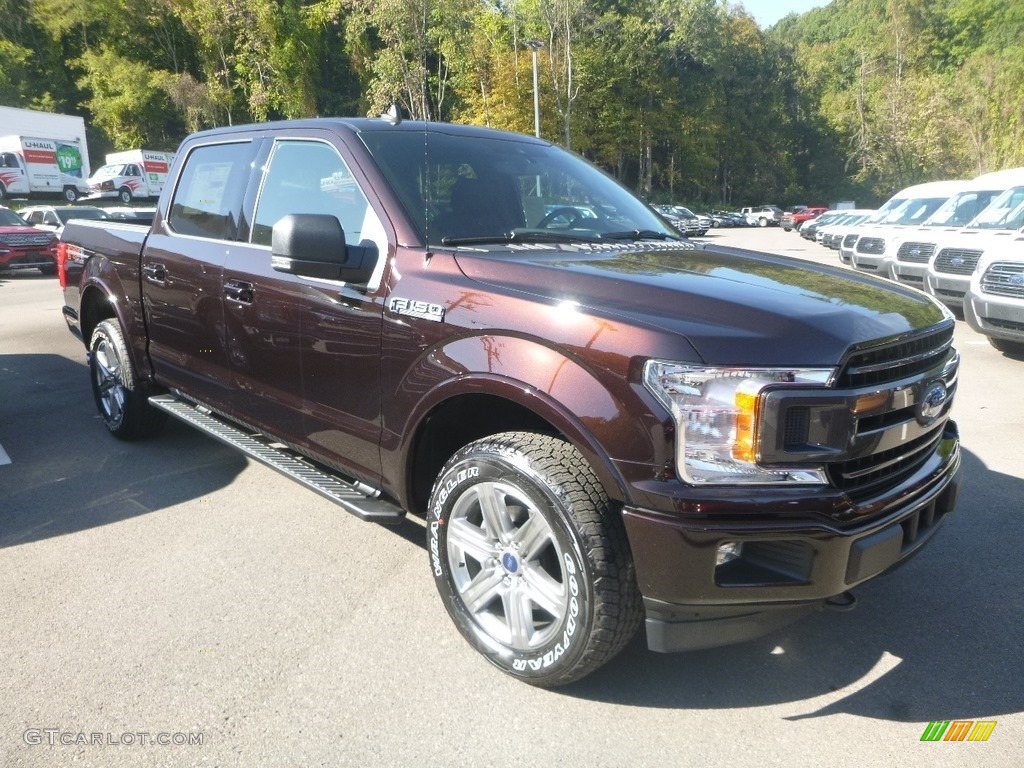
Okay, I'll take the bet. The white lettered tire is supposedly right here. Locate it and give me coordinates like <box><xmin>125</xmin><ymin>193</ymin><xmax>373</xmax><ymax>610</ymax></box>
<box><xmin>427</xmin><ymin>432</ymin><xmax>642</xmax><ymax>686</ymax></box>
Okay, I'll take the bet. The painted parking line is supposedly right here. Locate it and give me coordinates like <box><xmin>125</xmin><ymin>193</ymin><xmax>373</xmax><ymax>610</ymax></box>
<box><xmin>0</xmin><ymin>442</ymin><xmax>11</xmax><ymax>466</ymax></box>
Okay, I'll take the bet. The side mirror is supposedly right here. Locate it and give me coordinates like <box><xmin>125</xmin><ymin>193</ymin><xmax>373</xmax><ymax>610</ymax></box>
<box><xmin>271</xmin><ymin>213</ymin><xmax>376</xmax><ymax>284</ymax></box>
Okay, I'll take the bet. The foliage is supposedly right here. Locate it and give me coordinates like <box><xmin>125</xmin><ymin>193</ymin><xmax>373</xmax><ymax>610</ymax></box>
<box><xmin>2</xmin><ymin>0</ymin><xmax>1023</xmax><ymax>207</ymax></box>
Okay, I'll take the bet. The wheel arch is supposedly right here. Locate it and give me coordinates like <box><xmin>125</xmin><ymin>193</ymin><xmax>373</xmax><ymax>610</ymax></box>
<box><xmin>400</xmin><ymin>375</ymin><xmax>639</xmax><ymax>518</ymax></box>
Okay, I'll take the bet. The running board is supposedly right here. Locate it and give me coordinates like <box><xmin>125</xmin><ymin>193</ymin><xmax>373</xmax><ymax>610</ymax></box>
<box><xmin>149</xmin><ymin>394</ymin><xmax>404</xmax><ymax>524</ymax></box>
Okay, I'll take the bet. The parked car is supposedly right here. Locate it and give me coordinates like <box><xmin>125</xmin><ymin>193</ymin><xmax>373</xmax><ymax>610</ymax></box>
<box><xmin>740</xmin><ymin>205</ymin><xmax>783</xmax><ymax>227</ymax></box>
<box><xmin>964</xmin><ymin>240</ymin><xmax>1024</xmax><ymax>354</ymax></box>
<box><xmin>58</xmin><ymin>116</ymin><xmax>963</xmax><ymax>687</ymax></box>
<box><xmin>0</xmin><ymin>205</ymin><xmax>58</xmax><ymax>274</ymax></box>
<box><xmin>19</xmin><ymin>204</ymin><xmax>110</xmax><ymax>238</ymax></box>
<box><xmin>800</xmin><ymin>210</ymin><xmax>845</xmax><ymax>240</ymax></box>
<box><xmin>781</xmin><ymin>206</ymin><xmax>828</xmax><ymax>232</ymax></box>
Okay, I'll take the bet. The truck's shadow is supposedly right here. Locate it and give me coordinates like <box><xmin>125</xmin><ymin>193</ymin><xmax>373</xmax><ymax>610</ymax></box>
<box><xmin>0</xmin><ymin>353</ymin><xmax>247</xmax><ymax>548</ymax></box>
<box><xmin>562</xmin><ymin>448</ymin><xmax>1021</xmax><ymax>723</ymax></box>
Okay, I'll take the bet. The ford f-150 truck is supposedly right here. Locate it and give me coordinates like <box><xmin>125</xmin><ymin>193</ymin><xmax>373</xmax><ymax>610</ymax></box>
<box><xmin>59</xmin><ymin>117</ymin><xmax>962</xmax><ymax>687</ymax></box>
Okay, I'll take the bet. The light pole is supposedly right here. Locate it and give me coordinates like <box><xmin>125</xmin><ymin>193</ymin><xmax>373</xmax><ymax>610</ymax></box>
<box><xmin>524</xmin><ymin>39</ymin><xmax>544</xmax><ymax>138</ymax></box>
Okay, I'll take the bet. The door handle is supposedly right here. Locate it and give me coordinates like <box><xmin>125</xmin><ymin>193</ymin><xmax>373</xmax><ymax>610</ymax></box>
<box><xmin>142</xmin><ymin>262</ymin><xmax>167</xmax><ymax>284</ymax></box>
<box><xmin>224</xmin><ymin>279</ymin><xmax>255</xmax><ymax>305</ymax></box>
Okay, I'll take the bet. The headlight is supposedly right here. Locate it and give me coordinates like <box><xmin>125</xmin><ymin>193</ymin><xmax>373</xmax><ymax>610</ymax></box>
<box><xmin>643</xmin><ymin>361</ymin><xmax>835</xmax><ymax>485</ymax></box>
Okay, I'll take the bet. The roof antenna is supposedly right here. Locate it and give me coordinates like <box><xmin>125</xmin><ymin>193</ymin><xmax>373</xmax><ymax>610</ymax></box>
<box><xmin>381</xmin><ymin>103</ymin><xmax>402</xmax><ymax>126</ymax></box>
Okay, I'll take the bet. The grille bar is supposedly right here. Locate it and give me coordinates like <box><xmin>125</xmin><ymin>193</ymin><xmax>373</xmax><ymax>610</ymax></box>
<box><xmin>896</xmin><ymin>241</ymin><xmax>935</xmax><ymax>263</ymax></box>
<box><xmin>934</xmin><ymin>248</ymin><xmax>982</xmax><ymax>275</ymax></box>
<box><xmin>980</xmin><ymin>262</ymin><xmax>1024</xmax><ymax>299</ymax></box>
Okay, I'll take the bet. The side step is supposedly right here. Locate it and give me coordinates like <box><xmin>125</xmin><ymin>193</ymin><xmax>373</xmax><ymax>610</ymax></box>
<box><xmin>149</xmin><ymin>394</ymin><xmax>404</xmax><ymax>524</ymax></box>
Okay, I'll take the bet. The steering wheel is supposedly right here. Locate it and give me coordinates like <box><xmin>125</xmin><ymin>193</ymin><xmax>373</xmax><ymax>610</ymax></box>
<box><xmin>537</xmin><ymin>206</ymin><xmax>586</xmax><ymax>229</ymax></box>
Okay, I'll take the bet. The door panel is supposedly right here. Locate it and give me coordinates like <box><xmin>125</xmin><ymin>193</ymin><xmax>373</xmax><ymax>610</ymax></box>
<box><xmin>227</xmin><ymin>136</ymin><xmax>389</xmax><ymax>484</ymax></box>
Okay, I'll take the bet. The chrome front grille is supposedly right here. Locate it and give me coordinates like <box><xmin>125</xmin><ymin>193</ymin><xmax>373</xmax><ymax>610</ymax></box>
<box><xmin>843</xmin><ymin>234</ymin><xmax>859</xmax><ymax>248</ymax></box>
<box><xmin>828</xmin><ymin>325</ymin><xmax>958</xmax><ymax>501</ymax></box>
<box><xmin>934</xmin><ymin>248</ymin><xmax>982</xmax><ymax>275</ymax></box>
<box><xmin>980</xmin><ymin>262</ymin><xmax>1024</xmax><ymax>299</ymax></box>
<box><xmin>856</xmin><ymin>237</ymin><xmax>885</xmax><ymax>255</ymax></box>
<box><xmin>896</xmin><ymin>241</ymin><xmax>935</xmax><ymax>264</ymax></box>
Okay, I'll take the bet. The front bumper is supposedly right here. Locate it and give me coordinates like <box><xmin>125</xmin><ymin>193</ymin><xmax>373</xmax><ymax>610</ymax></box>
<box><xmin>622</xmin><ymin>421</ymin><xmax>961</xmax><ymax>652</ymax></box>
<box><xmin>965</xmin><ymin>290</ymin><xmax>1024</xmax><ymax>342</ymax></box>
<box><xmin>927</xmin><ymin>272</ymin><xmax>970</xmax><ymax>307</ymax></box>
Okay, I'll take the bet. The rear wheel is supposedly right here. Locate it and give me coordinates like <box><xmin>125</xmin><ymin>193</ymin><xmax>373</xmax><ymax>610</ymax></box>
<box><xmin>758</xmin><ymin>217</ymin><xmax>769</xmax><ymax>227</ymax></box>
<box><xmin>89</xmin><ymin>319</ymin><xmax>166</xmax><ymax>439</ymax></box>
<box><xmin>0</xmin><ymin>182</ymin><xmax>6</xmax><ymax>201</ymax></box>
<box><xmin>427</xmin><ymin>432</ymin><xmax>642</xmax><ymax>687</ymax></box>
<box><xmin>63</xmin><ymin>186</ymin><xmax>79</xmax><ymax>202</ymax></box>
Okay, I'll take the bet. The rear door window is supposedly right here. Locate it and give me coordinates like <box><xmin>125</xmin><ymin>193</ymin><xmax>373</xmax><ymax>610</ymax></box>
<box><xmin>167</xmin><ymin>141</ymin><xmax>252</xmax><ymax>241</ymax></box>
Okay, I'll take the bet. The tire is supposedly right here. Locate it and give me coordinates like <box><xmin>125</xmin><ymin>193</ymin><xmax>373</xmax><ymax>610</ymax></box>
<box><xmin>783</xmin><ymin>226</ymin><xmax>792</xmax><ymax>232</ymax></box>
<box><xmin>118</xmin><ymin>187</ymin><xmax>133</xmax><ymax>204</ymax></box>
<box><xmin>63</xmin><ymin>186</ymin><xmax>79</xmax><ymax>202</ymax></box>
<box><xmin>38</xmin><ymin>263</ymin><xmax>56</xmax><ymax>276</ymax></box>
<box><xmin>89</xmin><ymin>319</ymin><xmax>166</xmax><ymax>439</ymax></box>
<box><xmin>427</xmin><ymin>432</ymin><xmax>642</xmax><ymax>687</ymax></box>
<box><xmin>758</xmin><ymin>217</ymin><xmax>769</xmax><ymax>227</ymax></box>
<box><xmin>988</xmin><ymin>336</ymin><xmax>1024</xmax><ymax>356</ymax></box>
<box><xmin>0</xmin><ymin>182</ymin><xmax>6</xmax><ymax>201</ymax></box>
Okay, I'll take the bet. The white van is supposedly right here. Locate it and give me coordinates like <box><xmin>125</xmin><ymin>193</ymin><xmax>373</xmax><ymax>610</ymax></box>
<box><xmin>0</xmin><ymin>136</ymin><xmax>89</xmax><ymax>202</ymax></box>
<box><xmin>888</xmin><ymin>167</ymin><xmax>1024</xmax><ymax>288</ymax></box>
<box><xmin>87</xmin><ymin>150</ymin><xmax>174</xmax><ymax>203</ymax></box>
<box><xmin>849</xmin><ymin>180</ymin><xmax>966</xmax><ymax>274</ymax></box>
<box><xmin>924</xmin><ymin>180</ymin><xmax>1024</xmax><ymax>308</ymax></box>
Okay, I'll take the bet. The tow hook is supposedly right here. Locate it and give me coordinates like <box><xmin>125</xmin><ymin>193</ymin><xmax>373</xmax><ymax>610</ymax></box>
<box><xmin>824</xmin><ymin>591</ymin><xmax>857</xmax><ymax>612</ymax></box>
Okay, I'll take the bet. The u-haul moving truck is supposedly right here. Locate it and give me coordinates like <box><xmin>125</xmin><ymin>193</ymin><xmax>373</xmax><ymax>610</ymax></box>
<box><xmin>87</xmin><ymin>150</ymin><xmax>174</xmax><ymax>203</ymax></box>
<box><xmin>0</xmin><ymin>136</ymin><xmax>89</xmax><ymax>202</ymax></box>
<box><xmin>0</xmin><ymin>106</ymin><xmax>91</xmax><ymax>201</ymax></box>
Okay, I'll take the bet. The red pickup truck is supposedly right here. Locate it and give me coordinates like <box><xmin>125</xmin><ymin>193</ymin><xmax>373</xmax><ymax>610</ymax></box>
<box><xmin>59</xmin><ymin>118</ymin><xmax>962</xmax><ymax>686</ymax></box>
<box><xmin>782</xmin><ymin>206</ymin><xmax>829</xmax><ymax>232</ymax></box>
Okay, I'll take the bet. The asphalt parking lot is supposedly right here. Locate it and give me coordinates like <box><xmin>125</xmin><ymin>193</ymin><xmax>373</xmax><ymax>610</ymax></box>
<box><xmin>1</xmin><ymin>227</ymin><xmax>1020</xmax><ymax>767</ymax></box>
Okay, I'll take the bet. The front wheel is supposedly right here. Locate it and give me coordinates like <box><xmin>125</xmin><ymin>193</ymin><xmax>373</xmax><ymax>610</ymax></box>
<box><xmin>427</xmin><ymin>432</ymin><xmax>642</xmax><ymax>687</ymax></box>
<box><xmin>89</xmin><ymin>319</ymin><xmax>166</xmax><ymax>439</ymax></box>
<box><xmin>118</xmin><ymin>187</ymin><xmax>133</xmax><ymax>204</ymax></box>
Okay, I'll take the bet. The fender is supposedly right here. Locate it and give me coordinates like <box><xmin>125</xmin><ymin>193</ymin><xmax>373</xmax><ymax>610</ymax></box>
<box><xmin>390</xmin><ymin>333</ymin><xmax>673</xmax><ymax>508</ymax></box>
<box><xmin>79</xmin><ymin>251</ymin><xmax>152</xmax><ymax>379</ymax></box>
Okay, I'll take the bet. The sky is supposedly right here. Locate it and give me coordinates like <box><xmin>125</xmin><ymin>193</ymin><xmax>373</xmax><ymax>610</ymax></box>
<box><xmin>738</xmin><ymin>0</ymin><xmax>827</xmax><ymax>28</ymax></box>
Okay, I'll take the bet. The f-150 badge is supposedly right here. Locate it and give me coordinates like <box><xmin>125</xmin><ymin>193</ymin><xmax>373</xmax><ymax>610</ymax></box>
<box><xmin>388</xmin><ymin>297</ymin><xmax>445</xmax><ymax>322</ymax></box>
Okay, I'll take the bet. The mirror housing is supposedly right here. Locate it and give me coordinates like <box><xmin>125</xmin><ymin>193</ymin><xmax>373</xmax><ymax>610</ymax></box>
<box><xmin>271</xmin><ymin>213</ymin><xmax>376</xmax><ymax>284</ymax></box>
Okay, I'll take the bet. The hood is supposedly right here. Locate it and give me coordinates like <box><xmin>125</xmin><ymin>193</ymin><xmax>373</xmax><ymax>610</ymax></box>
<box><xmin>453</xmin><ymin>241</ymin><xmax>949</xmax><ymax>366</ymax></box>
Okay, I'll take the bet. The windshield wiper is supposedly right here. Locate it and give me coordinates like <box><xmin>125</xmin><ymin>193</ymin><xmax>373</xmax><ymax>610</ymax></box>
<box><xmin>600</xmin><ymin>229</ymin><xmax>680</xmax><ymax>241</ymax></box>
<box><xmin>439</xmin><ymin>231</ymin><xmax>602</xmax><ymax>246</ymax></box>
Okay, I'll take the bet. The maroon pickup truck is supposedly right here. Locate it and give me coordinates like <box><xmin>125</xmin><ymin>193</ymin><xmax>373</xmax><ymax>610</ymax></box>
<box><xmin>59</xmin><ymin>118</ymin><xmax>962</xmax><ymax>686</ymax></box>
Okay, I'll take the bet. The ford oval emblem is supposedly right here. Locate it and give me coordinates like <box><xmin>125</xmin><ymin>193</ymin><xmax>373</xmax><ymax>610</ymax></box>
<box><xmin>917</xmin><ymin>381</ymin><xmax>948</xmax><ymax>425</ymax></box>
<box><xmin>1010</xmin><ymin>274</ymin><xmax>1024</xmax><ymax>287</ymax></box>
<box><xmin>951</xmin><ymin>257</ymin><xmax>965</xmax><ymax>267</ymax></box>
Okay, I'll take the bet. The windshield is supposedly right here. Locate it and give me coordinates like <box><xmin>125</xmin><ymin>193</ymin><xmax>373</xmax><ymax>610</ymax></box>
<box><xmin>923</xmin><ymin>189</ymin><xmax>1002</xmax><ymax>227</ymax></box>
<box><xmin>92</xmin><ymin>164</ymin><xmax>127</xmax><ymax>179</ymax></box>
<box><xmin>864</xmin><ymin>196</ymin><xmax>908</xmax><ymax>224</ymax></box>
<box><xmin>880</xmin><ymin>196</ymin><xmax>949</xmax><ymax>225</ymax></box>
<box><xmin>0</xmin><ymin>209</ymin><xmax>29</xmax><ymax>226</ymax></box>
<box><xmin>360</xmin><ymin>128</ymin><xmax>678</xmax><ymax>246</ymax></box>
<box><xmin>968</xmin><ymin>186</ymin><xmax>1024</xmax><ymax>230</ymax></box>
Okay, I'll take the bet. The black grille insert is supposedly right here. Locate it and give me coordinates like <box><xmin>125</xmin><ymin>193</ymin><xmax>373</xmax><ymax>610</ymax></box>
<box><xmin>981</xmin><ymin>262</ymin><xmax>1024</xmax><ymax>299</ymax></box>
<box><xmin>896</xmin><ymin>241</ymin><xmax>935</xmax><ymax>263</ymax></box>
<box><xmin>837</xmin><ymin>326</ymin><xmax>955</xmax><ymax>389</ymax></box>
<box><xmin>934</xmin><ymin>248</ymin><xmax>982</xmax><ymax>275</ymax></box>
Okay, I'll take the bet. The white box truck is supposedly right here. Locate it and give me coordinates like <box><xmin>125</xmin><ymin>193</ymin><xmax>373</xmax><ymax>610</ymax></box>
<box><xmin>87</xmin><ymin>150</ymin><xmax>174</xmax><ymax>203</ymax></box>
<box><xmin>0</xmin><ymin>106</ymin><xmax>91</xmax><ymax>201</ymax></box>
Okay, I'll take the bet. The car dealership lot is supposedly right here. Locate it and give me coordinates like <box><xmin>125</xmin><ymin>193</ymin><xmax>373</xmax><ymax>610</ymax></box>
<box><xmin>2</xmin><ymin>228</ymin><xmax>1021</xmax><ymax>767</ymax></box>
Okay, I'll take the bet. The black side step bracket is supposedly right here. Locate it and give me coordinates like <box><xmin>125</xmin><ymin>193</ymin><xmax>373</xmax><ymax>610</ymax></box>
<box><xmin>149</xmin><ymin>394</ymin><xmax>404</xmax><ymax>524</ymax></box>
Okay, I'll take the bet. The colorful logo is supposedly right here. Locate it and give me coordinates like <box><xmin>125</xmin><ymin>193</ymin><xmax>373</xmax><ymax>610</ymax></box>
<box><xmin>55</xmin><ymin>143</ymin><xmax>84</xmax><ymax>178</ymax></box>
<box><xmin>920</xmin><ymin>720</ymin><xmax>997</xmax><ymax>742</ymax></box>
